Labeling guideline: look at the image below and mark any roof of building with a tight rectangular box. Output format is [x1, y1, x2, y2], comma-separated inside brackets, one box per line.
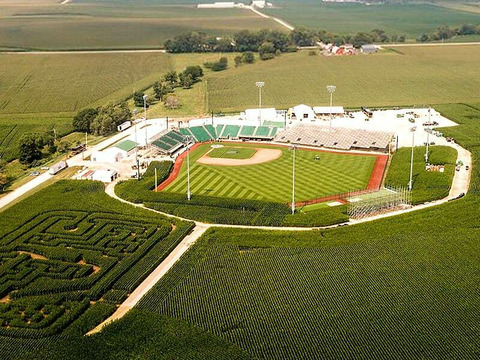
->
[114, 140, 137, 152]
[313, 106, 345, 114]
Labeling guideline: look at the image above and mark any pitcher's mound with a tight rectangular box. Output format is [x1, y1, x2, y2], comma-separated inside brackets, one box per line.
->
[198, 148, 282, 166]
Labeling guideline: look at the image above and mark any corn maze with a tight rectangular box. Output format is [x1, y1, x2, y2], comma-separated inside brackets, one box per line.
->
[0, 209, 191, 338]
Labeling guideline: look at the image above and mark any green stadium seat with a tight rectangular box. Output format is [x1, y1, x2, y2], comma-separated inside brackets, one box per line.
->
[254, 126, 270, 137]
[240, 126, 256, 137]
[220, 125, 240, 138]
[204, 125, 217, 139]
[216, 124, 224, 136]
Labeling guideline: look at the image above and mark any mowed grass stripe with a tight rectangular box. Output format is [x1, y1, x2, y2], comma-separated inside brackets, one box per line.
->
[163, 143, 377, 203]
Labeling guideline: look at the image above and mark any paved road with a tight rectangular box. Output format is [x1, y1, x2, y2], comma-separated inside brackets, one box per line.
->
[1, 49, 167, 55]
[247, 5, 295, 31]
[382, 42, 480, 48]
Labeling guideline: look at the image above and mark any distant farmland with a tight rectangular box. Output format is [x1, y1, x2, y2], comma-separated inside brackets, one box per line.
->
[0, 4, 283, 50]
[263, 1, 480, 38]
[205, 45, 480, 112]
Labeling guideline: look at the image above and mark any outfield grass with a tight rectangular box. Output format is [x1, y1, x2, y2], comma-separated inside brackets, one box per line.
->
[263, 1, 480, 38]
[386, 145, 457, 204]
[208, 146, 257, 159]
[164, 143, 377, 202]
[205, 46, 480, 112]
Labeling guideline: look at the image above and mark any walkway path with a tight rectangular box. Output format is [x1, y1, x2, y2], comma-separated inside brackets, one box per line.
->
[246, 5, 295, 31]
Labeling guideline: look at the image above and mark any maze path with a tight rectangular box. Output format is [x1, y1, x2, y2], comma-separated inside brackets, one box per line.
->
[0, 210, 175, 338]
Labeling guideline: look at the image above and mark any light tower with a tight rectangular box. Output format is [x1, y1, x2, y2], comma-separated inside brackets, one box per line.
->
[425, 107, 431, 163]
[186, 135, 192, 200]
[291, 144, 297, 214]
[133, 109, 140, 180]
[256, 81, 265, 124]
[143, 94, 148, 147]
[409, 126, 417, 191]
[326, 85, 336, 129]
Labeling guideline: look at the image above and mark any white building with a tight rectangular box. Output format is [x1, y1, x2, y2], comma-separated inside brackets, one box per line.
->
[289, 104, 316, 121]
[91, 170, 118, 183]
[91, 147, 126, 163]
[198, 2, 235, 8]
[251, 1, 272, 8]
[313, 106, 345, 117]
[49, 160, 68, 175]
[245, 108, 277, 124]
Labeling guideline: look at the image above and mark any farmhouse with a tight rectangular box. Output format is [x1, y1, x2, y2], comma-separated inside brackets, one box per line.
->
[289, 104, 316, 121]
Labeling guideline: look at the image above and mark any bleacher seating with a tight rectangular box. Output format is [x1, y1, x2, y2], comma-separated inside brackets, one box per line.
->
[189, 126, 215, 142]
[204, 125, 217, 139]
[216, 124, 225, 137]
[239, 126, 256, 137]
[220, 125, 240, 139]
[274, 124, 392, 152]
[254, 126, 270, 137]
[151, 130, 186, 154]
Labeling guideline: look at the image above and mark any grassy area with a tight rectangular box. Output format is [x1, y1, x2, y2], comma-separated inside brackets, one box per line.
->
[0, 180, 191, 339]
[164, 143, 377, 202]
[208, 146, 257, 159]
[264, 1, 480, 38]
[0, 4, 282, 51]
[386, 145, 457, 204]
[205, 46, 480, 112]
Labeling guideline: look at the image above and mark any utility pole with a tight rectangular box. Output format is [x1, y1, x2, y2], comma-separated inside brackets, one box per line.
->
[291, 144, 297, 214]
[143, 94, 148, 147]
[186, 136, 192, 200]
[425, 107, 430, 163]
[326, 85, 336, 130]
[409, 126, 416, 191]
[256, 81, 265, 124]
[155, 167, 158, 192]
[133, 109, 140, 180]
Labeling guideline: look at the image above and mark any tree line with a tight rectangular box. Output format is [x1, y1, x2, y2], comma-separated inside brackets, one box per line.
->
[417, 24, 480, 42]
[164, 28, 406, 56]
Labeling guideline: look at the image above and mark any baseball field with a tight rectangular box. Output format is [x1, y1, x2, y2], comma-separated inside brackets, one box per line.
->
[163, 143, 381, 203]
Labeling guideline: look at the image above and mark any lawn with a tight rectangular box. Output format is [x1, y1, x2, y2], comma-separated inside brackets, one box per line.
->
[263, 1, 480, 38]
[386, 145, 457, 204]
[205, 46, 480, 112]
[208, 146, 257, 159]
[164, 143, 377, 202]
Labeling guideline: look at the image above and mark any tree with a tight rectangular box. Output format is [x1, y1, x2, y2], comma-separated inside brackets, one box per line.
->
[211, 57, 228, 71]
[234, 55, 242, 67]
[153, 82, 165, 100]
[164, 71, 178, 85]
[0, 161, 7, 191]
[165, 95, 180, 109]
[242, 51, 255, 64]
[19, 133, 42, 165]
[183, 66, 203, 82]
[72, 108, 98, 133]
[133, 91, 146, 107]
[259, 42, 276, 60]
[90, 103, 132, 136]
[290, 27, 316, 47]
[179, 73, 193, 89]
[417, 34, 429, 43]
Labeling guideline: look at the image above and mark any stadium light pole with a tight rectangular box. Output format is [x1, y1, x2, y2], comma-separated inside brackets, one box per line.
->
[186, 136, 192, 201]
[425, 107, 431, 163]
[256, 81, 265, 124]
[143, 94, 148, 147]
[326, 85, 336, 130]
[291, 144, 297, 214]
[133, 109, 140, 180]
[409, 126, 417, 191]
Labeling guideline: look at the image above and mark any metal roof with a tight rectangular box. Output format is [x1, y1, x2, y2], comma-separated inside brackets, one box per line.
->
[114, 140, 137, 152]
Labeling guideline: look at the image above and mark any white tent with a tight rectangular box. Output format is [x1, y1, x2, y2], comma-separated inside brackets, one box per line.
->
[290, 104, 316, 121]
[245, 108, 277, 124]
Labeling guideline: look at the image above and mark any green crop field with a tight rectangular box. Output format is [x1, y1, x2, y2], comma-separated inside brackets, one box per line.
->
[263, 1, 480, 38]
[205, 46, 480, 112]
[0, 3, 282, 51]
[208, 146, 257, 159]
[164, 143, 377, 202]
[0, 180, 191, 339]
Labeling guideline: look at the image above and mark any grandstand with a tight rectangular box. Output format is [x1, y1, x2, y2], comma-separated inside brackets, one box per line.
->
[179, 125, 216, 142]
[151, 130, 186, 155]
[275, 124, 392, 152]
[178, 123, 279, 142]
